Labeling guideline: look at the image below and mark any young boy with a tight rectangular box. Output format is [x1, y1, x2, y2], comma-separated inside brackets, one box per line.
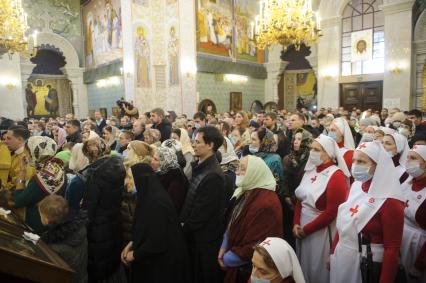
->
[39, 195, 88, 283]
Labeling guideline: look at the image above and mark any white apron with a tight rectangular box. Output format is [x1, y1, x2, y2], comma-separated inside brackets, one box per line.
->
[330, 181, 386, 283]
[395, 164, 407, 181]
[400, 179, 426, 283]
[339, 147, 349, 157]
[295, 165, 339, 283]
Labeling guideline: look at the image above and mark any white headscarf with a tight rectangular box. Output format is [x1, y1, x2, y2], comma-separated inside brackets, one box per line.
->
[179, 128, 194, 155]
[219, 137, 238, 165]
[88, 130, 99, 140]
[258, 237, 305, 283]
[411, 145, 426, 162]
[69, 143, 89, 172]
[380, 126, 395, 135]
[305, 134, 351, 177]
[390, 133, 409, 166]
[333, 117, 355, 149]
[355, 141, 404, 201]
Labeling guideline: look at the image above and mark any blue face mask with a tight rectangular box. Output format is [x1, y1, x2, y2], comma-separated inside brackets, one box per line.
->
[328, 131, 337, 141]
[250, 276, 271, 283]
[351, 164, 372, 182]
[249, 145, 259, 154]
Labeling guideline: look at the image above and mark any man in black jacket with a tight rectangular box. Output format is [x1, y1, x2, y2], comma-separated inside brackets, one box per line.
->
[95, 111, 107, 133]
[65, 119, 82, 144]
[263, 112, 290, 158]
[151, 107, 172, 142]
[180, 126, 225, 283]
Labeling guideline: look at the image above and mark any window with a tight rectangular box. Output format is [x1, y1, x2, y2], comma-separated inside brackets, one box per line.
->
[341, 0, 384, 76]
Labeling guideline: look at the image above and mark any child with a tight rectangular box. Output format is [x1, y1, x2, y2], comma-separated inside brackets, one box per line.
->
[39, 195, 88, 283]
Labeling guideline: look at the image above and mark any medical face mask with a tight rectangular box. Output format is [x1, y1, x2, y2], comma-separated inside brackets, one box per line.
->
[249, 145, 259, 154]
[328, 131, 337, 141]
[351, 164, 372, 182]
[405, 161, 424, 178]
[309, 150, 323, 166]
[398, 128, 410, 137]
[392, 121, 401, 129]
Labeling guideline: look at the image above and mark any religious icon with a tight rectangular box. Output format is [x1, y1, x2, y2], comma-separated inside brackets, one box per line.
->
[25, 83, 37, 117]
[351, 29, 372, 62]
[44, 85, 59, 116]
[168, 26, 179, 86]
[356, 40, 367, 54]
[135, 26, 151, 88]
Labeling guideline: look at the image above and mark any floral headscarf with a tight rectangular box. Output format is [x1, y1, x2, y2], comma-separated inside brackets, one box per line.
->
[26, 136, 65, 194]
[82, 137, 110, 162]
[289, 128, 313, 167]
[157, 146, 179, 174]
[258, 127, 277, 154]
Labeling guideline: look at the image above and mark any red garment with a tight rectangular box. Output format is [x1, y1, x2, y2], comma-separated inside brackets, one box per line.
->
[226, 189, 283, 283]
[411, 177, 426, 271]
[248, 276, 295, 283]
[293, 162, 349, 236]
[337, 141, 354, 171]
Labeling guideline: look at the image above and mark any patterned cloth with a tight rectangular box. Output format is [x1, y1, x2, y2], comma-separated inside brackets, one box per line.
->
[26, 136, 65, 194]
[157, 146, 179, 174]
[258, 127, 277, 153]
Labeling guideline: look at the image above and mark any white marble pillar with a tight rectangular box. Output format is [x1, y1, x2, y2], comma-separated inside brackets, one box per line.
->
[264, 45, 286, 103]
[382, 0, 415, 110]
[121, 0, 135, 103]
[0, 53, 25, 119]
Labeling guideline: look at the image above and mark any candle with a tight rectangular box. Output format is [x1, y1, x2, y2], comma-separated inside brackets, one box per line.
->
[251, 21, 255, 39]
[316, 12, 320, 29]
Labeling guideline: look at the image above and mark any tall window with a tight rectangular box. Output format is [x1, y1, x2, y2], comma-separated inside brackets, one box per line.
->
[341, 0, 384, 76]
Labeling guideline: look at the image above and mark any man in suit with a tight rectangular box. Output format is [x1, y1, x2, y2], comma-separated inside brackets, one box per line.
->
[95, 111, 107, 133]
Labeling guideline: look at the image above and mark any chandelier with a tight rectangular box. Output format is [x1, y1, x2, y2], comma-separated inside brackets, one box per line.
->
[254, 0, 321, 50]
[0, 0, 29, 56]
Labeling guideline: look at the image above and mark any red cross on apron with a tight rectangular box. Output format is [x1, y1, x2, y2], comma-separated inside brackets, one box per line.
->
[311, 176, 317, 183]
[350, 205, 359, 217]
[261, 240, 271, 246]
[358, 143, 367, 149]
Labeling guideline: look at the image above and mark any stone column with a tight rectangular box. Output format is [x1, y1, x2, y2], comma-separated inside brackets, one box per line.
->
[382, 0, 415, 110]
[121, 0, 135, 103]
[264, 45, 287, 103]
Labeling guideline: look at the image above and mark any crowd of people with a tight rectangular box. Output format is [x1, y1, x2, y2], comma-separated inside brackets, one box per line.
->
[0, 105, 425, 283]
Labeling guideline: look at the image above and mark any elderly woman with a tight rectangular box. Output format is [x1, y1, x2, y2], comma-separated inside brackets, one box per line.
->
[218, 137, 239, 203]
[80, 137, 126, 282]
[144, 128, 162, 147]
[103, 125, 119, 151]
[218, 155, 283, 283]
[293, 135, 350, 283]
[330, 142, 405, 283]
[151, 146, 188, 214]
[400, 145, 426, 282]
[249, 238, 305, 283]
[161, 138, 187, 170]
[171, 128, 194, 179]
[10, 136, 66, 233]
[382, 132, 410, 183]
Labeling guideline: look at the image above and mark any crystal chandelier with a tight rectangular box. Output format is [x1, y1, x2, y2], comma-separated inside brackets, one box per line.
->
[0, 0, 29, 56]
[254, 0, 321, 50]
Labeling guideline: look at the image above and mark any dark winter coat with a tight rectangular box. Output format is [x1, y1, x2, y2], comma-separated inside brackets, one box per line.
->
[157, 167, 188, 214]
[152, 119, 172, 142]
[41, 211, 88, 283]
[121, 190, 137, 245]
[81, 155, 125, 281]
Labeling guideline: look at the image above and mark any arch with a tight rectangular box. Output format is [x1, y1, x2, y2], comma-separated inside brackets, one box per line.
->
[198, 99, 217, 114]
[263, 101, 278, 112]
[36, 32, 80, 68]
[414, 9, 426, 41]
[249, 100, 264, 113]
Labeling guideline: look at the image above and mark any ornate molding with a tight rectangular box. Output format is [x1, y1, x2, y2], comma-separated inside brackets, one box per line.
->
[381, 0, 415, 15]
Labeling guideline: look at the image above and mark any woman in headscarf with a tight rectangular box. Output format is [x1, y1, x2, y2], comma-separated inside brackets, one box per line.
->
[80, 137, 126, 283]
[328, 117, 356, 170]
[282, 128, 313, 248]
[247, 127, 285, 199]
[53, 125, 67, 150]
[400, 145, 426, 282]
[293, 134, 350, 283]
[82, 130, 99, 143]
[382, 132, 410, 183]
[218, 136, 239, 203]
[10, 136, 66, 233]
[162, 138, 187, 170]
[175, 128, 194, 179]
[218, 155, 283, 283]
[66, 143, 90, 210]
[330, 141, 405, 283]
[103, 125, 119, 151]
[121, 163, 190, 283]
[151, 146, 188, 214]
[249, 237, 305, 283]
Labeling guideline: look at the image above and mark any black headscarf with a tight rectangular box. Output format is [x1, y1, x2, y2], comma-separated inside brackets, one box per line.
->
[130, 163, 190, 282]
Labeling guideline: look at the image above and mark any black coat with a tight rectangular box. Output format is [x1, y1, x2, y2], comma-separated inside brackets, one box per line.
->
[66, 131, 82, 144]
[41, 211, 88, 283]
[96, 119, 107, 133]
[81, 155, 125, 281]
[130, 163, 191, 283]
[157, 168, 188, 215]
[153, 119, 172, 142]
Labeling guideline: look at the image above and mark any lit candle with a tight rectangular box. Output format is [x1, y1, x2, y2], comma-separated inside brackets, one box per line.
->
[316, 12, 321, 29]
[251, 21, 255, 39]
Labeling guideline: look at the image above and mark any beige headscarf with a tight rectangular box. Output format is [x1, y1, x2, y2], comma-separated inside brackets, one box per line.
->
[233, 155, 276, 199]
[179, 128, 194, 155]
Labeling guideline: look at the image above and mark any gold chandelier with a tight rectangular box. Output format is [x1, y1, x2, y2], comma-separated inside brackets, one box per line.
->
[0, 0, 29, 56]
[254, 0, 321, 50]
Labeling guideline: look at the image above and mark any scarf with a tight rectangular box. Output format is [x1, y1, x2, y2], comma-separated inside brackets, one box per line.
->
[233, 155, 276, 199]
[26, 136, 65, 194]
[157, 146, 180, 174]
[179, 128, 194, 155]
[258, 127, 277, 153]
[288, 128, 313, 168]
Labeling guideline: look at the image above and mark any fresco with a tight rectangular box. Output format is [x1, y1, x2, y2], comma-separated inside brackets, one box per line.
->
[197, 0, 234, 58]
[83, 0, 123, 68]
[134, 25, 151, 88]
[234, 0, 260, 62]
[23, 0, 82, 64]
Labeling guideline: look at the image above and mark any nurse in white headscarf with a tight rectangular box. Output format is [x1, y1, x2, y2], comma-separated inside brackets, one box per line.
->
[400, 145, 426, 283]
[328, 117, 356, 170]
[382, 132, 410, 183]
[250, 237, 305, 283]
[293, 134, 350, 283]
[330, 141, 405, 283]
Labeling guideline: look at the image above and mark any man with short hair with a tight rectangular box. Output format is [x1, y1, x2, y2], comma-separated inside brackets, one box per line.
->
[132, 118, 145, 141]
[311, 117, 324, 133]
[256, 111, 265, 126]
[94, 111, 107, 133]
[192, 111, 207, 140]
[180, 126, 225, 283]
[4, 126, 35, 190]
[117, 130, 134, 156]
[408, 109, 426, 135]
[65, 119, 82, 144]
[264, 112, 290, 158]
[151, 108, 172, 142]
